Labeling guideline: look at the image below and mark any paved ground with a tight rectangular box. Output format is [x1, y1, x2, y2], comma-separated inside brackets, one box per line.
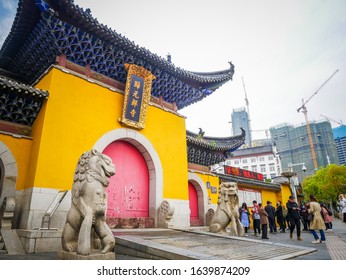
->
[0, 218, 345, 260]
[244, 217, 346, 260]
[114, 229, 316, 260]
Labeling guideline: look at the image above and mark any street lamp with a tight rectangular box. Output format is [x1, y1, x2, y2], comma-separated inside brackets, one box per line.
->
[282, 162, 306, 201]
[288, 162, 307, 173]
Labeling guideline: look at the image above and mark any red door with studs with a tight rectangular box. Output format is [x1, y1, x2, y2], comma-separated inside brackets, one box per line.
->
[103, 140, 149, 221]
[188, 182, 200, 226]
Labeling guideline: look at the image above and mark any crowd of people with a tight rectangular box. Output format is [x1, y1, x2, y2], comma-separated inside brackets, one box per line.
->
[238, 194, 346, 244]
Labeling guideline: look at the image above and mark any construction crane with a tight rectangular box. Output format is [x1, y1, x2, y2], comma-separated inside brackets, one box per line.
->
[320, 114, 343, 127]
[297, 69, 339, 170]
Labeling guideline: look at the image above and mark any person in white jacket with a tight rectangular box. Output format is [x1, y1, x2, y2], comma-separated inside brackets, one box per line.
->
[338, 194, 346, 222]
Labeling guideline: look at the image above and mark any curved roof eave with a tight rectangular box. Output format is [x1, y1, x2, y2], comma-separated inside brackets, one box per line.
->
[0, 0, 234, 88]
[186, 129, 246, 151]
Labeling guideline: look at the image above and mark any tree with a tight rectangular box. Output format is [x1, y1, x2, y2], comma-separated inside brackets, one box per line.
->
[302, 164, 346, 203]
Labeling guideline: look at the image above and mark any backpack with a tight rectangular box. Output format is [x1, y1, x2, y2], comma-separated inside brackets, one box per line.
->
[322, 205, 333, 216]
[282, 207, 288, 218]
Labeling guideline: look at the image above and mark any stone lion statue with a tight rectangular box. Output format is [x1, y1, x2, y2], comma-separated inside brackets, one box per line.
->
[209, 182, 244, 237]
[62, 149, 116, 255]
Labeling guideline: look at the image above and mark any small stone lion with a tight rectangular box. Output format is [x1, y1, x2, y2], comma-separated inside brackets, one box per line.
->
[209, 182, 244, 237]
[62, 149, 116, 255]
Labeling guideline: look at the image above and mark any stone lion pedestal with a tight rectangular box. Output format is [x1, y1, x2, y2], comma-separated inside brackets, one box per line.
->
[58, 149, 116, 260]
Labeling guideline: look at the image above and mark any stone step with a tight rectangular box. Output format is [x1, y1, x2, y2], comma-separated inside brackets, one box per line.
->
[0, 249, 7, 254]
[0, 243, 5, 250]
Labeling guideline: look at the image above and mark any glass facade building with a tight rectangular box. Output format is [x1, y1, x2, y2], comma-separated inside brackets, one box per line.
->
[231, 107, 251, 147]
[333, 125, 346, 165]
[270, 121, 339, 181]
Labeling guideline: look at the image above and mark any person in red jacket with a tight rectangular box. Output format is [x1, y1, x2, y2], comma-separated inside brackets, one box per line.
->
[321, 203, 333, 232]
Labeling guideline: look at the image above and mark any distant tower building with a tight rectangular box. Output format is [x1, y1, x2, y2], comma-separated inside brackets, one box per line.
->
[333, 125, 346, 165]
[270, 121, 339, 181]
[232, 107, 251, 147]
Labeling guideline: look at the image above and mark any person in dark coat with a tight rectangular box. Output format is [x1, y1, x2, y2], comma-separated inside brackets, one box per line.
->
[286, 195, 302, 241]
[258, 203, 269, 239]
[300, 202, 310, 231]
[265, 201, 277, 233]
[275, 201, 285, 233]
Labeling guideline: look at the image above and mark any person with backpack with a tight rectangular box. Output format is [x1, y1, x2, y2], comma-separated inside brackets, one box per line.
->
[320, 203, 333, 232]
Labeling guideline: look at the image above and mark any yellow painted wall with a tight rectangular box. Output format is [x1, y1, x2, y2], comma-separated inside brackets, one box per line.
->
[0, 134, 32, 190]
[191, 172, 220, 204]
[27, 67, 188, 199]
[261, 190, 277, 205]
[280, 183, 292, 205]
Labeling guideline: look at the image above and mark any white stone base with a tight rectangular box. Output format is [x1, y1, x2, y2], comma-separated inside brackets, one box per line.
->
[17, 229, 62, 253]
[17, 187, 71, 230]
[164, 199, 190, 229]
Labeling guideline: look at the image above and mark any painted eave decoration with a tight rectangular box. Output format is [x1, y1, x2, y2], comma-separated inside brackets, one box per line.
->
[0, 0, 234, 110]
[0, 75, 49, 126]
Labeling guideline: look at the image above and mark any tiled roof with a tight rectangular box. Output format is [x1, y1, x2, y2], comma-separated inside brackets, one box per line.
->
[0, 75, 48, 126]
[0, 75, 48, 99]
[186, 129, 245, 166]
[186, 129, 245, 151]
[0, 0, 235, 109]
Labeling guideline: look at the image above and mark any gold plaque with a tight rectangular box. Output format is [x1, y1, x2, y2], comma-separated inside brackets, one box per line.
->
[120, 64, 155, 129]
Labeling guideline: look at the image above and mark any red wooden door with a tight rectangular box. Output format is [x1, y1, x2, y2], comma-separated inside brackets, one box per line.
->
[188, 182, 199, 223]
[103, 140, 149, 218]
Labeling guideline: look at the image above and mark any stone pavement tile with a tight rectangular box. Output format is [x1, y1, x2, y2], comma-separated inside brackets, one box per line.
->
[325, 236, 346, 260]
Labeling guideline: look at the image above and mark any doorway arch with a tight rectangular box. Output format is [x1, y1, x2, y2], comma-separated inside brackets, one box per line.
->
[93, 128, 163, 226]
[188, 172, 208, 226]
[0, 141, 18, 207]
[103, 140, 149, 219]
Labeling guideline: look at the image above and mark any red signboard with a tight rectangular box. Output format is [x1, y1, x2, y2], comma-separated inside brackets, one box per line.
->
[224, 165, 264, 181]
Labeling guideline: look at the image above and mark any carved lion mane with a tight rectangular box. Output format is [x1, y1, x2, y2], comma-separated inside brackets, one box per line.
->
[209, 182, 244, 237]
[62, 149, 116, 255]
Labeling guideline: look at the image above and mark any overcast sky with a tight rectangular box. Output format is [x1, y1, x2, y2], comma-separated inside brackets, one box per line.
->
[1, 0, 345, 138]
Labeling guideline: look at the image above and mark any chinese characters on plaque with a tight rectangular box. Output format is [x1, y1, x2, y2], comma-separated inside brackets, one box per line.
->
[120, 64, 155, 129]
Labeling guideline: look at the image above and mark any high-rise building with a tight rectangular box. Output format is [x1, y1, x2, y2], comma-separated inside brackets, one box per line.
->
[333, 125, 346, 165]
[270, 121, 339, 181]
[231, 107, 251, 147]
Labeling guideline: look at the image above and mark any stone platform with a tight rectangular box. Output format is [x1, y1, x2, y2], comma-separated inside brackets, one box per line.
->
[113, 228, 317, 260]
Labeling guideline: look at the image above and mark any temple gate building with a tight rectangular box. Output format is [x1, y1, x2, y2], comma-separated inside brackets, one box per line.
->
[0, 0, 292, 253]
